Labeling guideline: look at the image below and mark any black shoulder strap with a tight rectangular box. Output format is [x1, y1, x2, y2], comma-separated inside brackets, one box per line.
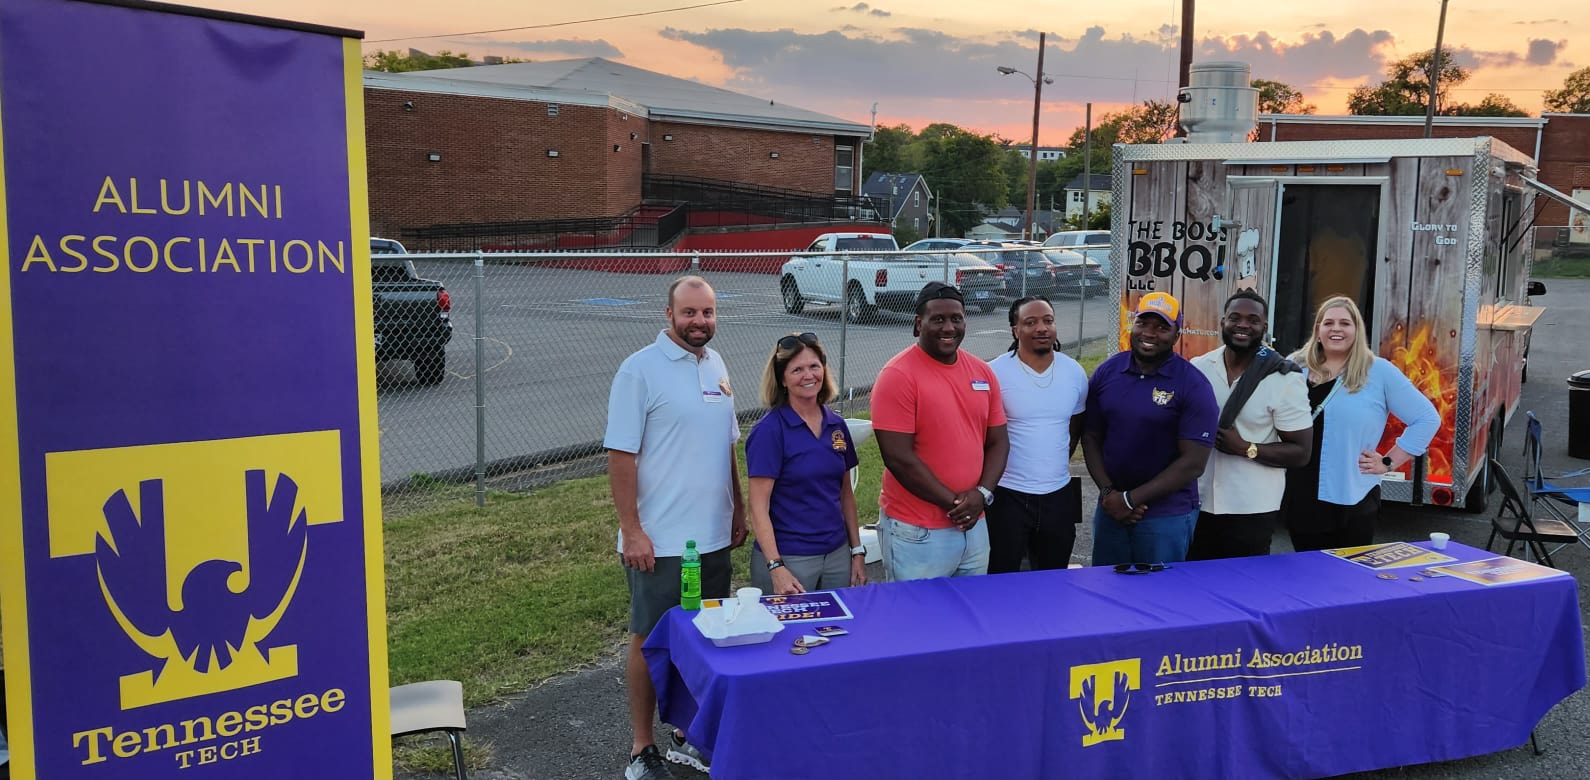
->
[1218, 347, 1296, 429]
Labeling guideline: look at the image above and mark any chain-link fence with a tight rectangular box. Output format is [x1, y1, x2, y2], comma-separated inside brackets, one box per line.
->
[1532, 224, 1590, 277]
[375, 245, 1118, 508]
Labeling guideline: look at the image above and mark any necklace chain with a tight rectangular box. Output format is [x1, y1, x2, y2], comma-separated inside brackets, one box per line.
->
[1017, 357, 1055, 388]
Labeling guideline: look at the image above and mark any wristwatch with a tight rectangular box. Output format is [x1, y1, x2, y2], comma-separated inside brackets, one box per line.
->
[976, 485, 995, 505]
[1381, 455, 1394, 469]
[850, 545, 867, 557]
[1246, 441, 1259, 460]
[767, 558, 785, 572]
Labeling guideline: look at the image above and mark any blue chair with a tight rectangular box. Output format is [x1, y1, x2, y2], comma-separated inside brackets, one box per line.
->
[1522, 412, 1590, 553]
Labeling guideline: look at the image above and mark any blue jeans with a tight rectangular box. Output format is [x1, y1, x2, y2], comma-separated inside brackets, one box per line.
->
[1090, 507, 1198, 567]
[878, 511, 990, 581]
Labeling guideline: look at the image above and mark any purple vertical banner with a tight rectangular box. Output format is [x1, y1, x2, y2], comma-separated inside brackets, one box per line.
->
[0, 1, 389, 777]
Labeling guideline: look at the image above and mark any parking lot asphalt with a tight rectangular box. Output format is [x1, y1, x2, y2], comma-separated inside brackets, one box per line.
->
[375, 260, 1116, 483]
[398, 278, 1590, 780]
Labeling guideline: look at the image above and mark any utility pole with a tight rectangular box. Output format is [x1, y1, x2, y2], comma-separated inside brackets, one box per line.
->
[1082, 103, 1092, 230]
[1423, 0, 1450, 138]
[1178, 0, 1195, 136]
[1024, 32, 1046, 242]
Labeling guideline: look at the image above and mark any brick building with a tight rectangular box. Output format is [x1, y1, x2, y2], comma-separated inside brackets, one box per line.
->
[1259, 113, 1590, 230]
[363, 58, 872, 240]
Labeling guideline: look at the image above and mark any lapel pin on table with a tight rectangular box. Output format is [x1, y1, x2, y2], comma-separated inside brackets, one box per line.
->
[1377, 573, 1398, 580]
[790, 645, 809, 655]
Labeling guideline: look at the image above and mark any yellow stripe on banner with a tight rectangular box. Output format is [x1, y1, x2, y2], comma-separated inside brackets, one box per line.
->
[0, 61, 38, 779]
[344, 36, 393, 777]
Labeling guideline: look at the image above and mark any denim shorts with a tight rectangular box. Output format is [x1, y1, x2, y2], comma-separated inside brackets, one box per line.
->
[878, 510, 990, 582]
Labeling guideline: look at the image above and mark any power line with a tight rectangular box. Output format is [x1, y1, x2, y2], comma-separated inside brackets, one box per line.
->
[366, 0, 744, 44]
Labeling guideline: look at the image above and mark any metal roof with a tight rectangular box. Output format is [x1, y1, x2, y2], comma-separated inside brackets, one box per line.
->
[1119, 136, 1535, 166]
[378, 57, 870, 137]
[1259, 113, 1547, 128]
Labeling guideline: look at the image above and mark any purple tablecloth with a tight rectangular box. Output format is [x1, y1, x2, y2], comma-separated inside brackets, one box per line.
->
[644, 542, 1586, 779]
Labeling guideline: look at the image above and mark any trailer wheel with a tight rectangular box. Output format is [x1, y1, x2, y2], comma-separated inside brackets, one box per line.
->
[1462, 415, 1502, 514]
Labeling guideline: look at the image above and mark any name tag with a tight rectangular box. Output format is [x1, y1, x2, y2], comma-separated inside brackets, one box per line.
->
[971, 380, 990, 392]
[702, 390, 725, 403]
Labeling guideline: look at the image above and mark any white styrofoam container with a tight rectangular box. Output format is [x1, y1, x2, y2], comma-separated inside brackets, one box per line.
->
[692, 599, 785, 647]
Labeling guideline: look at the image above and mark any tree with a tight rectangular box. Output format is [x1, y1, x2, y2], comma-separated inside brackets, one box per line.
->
[916, 125, 1010, 238]
[1458, 93, 1528, 117]
[1347, 47, 1469, 116]
[891, 215, 922, 247]
[1001, 149, 1030, 207]
[1252, 79, 1315, 115]
[1056, 100, 1177, 177]
[365, 49, 477, 72]
[1066, 198, 1110, 230]
[861, 124, 916, 179]
[1543, 66, 1590, 113]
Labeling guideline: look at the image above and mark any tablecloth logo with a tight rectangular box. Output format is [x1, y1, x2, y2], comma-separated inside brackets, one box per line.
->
[1068, 658, 1141, 747]
[45, 432, 344, 710]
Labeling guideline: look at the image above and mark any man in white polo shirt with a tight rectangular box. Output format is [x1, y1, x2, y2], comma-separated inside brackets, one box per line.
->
[605, 275, 746, 779]
[1189, 289, 1313, 559]
[985, 295, 1089, 572]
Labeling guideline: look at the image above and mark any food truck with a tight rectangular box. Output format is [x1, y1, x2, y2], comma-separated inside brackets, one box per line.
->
[1108, 136, 1552, 512]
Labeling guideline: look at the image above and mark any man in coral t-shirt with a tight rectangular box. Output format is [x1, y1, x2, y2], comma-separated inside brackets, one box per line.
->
[872, 282, 1009, 581]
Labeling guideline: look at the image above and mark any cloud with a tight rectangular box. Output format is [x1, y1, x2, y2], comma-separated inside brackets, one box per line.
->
[1527, 38, 1565, 66]
[496, 38, 623, 58]
[830, 2, 887, 13]
[654, 25, 1427, 139]
[1513, 19, 1565, 25]
[1463, 38, 1566, 68]
[659, 25, 1402, 103]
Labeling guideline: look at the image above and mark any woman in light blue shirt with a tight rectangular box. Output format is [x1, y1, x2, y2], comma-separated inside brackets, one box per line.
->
[1282, 296, 1439, 551]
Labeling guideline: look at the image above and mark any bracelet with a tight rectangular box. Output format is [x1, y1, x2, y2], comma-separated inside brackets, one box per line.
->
[1122, 490, 1135, 511]
[767, 558, 785, 572]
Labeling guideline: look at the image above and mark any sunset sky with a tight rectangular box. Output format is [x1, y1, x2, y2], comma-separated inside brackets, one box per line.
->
[195, 0, 1581, 144]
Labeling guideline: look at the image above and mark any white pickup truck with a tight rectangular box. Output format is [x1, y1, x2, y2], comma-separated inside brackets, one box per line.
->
[780, 232, 962, 323]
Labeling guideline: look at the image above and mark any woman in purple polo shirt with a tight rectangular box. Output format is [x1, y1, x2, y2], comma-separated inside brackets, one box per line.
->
[746, 332, 866, 594]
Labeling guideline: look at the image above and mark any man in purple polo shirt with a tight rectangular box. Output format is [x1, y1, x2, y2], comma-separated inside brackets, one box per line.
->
[1081, 292, 1218, 566]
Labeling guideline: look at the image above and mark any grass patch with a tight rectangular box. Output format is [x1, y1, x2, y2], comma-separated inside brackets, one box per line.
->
[1532, 255, 1590, 278]
[393, 734, 495, 774]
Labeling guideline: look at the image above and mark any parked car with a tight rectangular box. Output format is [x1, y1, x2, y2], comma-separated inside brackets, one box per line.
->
[371, 237, 453, 385]
[901, 239, 1007, 312]
[990, 245, 1060, 298]
[781, 232, 960, 323]
[1043, 248, 1107, 298]
[1043, 230, 1111, 248]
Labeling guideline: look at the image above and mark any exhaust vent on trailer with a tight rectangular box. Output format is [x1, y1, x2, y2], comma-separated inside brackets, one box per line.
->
[1178, 61, 1258, 143]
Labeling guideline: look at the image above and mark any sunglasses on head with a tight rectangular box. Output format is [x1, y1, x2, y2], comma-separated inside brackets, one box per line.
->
[778, 332, 820, 351]
[1113, 562, 1170, 575]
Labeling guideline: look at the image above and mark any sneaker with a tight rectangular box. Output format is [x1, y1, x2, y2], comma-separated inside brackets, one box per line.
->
[626, 745, 673, 780]
[665, 731, 710, 773]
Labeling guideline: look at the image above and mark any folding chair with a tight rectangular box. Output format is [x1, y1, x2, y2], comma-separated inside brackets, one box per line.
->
[391, 680, 468, 780]
[1486, 460, 1581, 568]
[1521, 412, 1590, 545]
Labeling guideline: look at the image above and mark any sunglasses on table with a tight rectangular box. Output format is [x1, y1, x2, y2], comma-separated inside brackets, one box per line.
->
[1113, 562, 1170, 575]
[778, 332, 821, 350]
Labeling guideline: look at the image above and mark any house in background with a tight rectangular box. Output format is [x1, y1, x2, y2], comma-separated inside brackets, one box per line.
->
[1011, 145, 1068, 162]
[364, 57, 877, 250]
[969, 207, 1063, 241]
[1061, 173, 1111, 223]
[862, 172, 934, 236]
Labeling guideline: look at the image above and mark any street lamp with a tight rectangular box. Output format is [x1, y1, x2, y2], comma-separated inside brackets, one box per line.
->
[998, 32, 1053, 243]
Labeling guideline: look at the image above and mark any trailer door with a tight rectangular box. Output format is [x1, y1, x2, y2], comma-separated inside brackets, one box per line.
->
[1271, 184, 1382, 355]
[1228, 178, 1282, 330]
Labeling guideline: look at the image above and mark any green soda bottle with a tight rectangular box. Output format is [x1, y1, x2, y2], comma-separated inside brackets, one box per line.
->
[680, 539, 701, 611]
